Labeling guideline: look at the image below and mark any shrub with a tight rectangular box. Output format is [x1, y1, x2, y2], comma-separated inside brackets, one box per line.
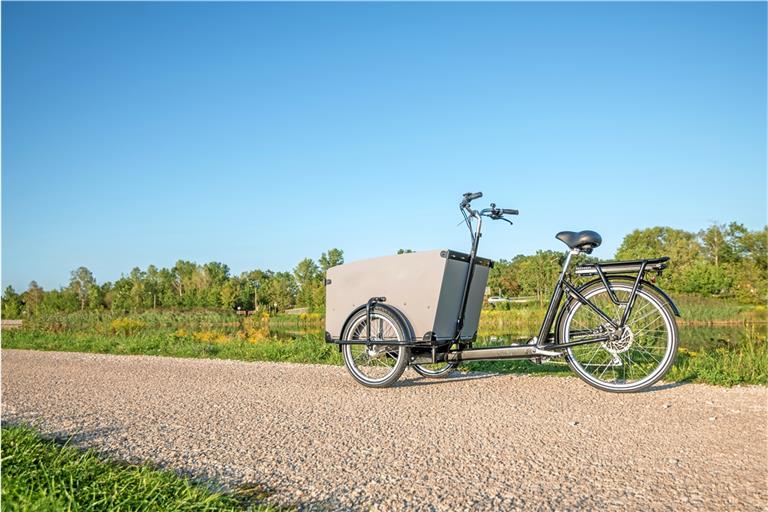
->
[192, 331, 228, 343]
[110, 318, 146, 336]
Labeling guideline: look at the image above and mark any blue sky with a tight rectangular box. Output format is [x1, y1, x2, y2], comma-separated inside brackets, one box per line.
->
[2, 2, 766, 291]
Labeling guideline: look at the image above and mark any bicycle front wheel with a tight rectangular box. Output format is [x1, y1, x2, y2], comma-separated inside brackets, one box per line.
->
[559, 282, 678, 392]
[341, 308, 410, 388]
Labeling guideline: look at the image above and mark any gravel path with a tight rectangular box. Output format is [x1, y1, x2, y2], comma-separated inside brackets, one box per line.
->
[2, 349, 767, 511]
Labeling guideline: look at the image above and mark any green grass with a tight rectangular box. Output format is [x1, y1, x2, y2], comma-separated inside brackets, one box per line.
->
[5, 325, 766, 386]
[667, 336, 768, 386]
[673, 294, 766, 323]
[3, 302, 766, 387]
[2, 330, 342, 366]
[0, 425, 279, 511]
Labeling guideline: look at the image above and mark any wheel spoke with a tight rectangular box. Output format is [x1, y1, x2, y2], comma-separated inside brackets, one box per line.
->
[583, 345, 604, 367]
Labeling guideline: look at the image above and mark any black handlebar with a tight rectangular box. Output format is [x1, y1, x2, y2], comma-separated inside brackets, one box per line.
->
[462, 191, 483, 204]
[461, 193, 519, 219]
[481, 203, 520, 220]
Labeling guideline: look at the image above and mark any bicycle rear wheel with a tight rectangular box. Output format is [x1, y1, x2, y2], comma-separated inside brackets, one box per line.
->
[559, 282, 678, 392]
[412, 361, 458, 378]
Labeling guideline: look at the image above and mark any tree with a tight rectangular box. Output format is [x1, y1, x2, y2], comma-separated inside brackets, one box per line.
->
[172, 260, 197, 301]
[616, 227, 701, 291]
[108, 276, 133, 312]
[730, 258, 768, 303]
[679, 260, 732, 296]
[172, 260, 198, 307]
[397, 249, 414, 254]
[219, 281, 237, 310]
[23, 281, 44, 316]
[293, 258, 321, 308]
[100, 282, 114, 310]
[699, 223, 745, 267]
[69, 267, 96, 310]
[2, 286, 22, 319]
[737, 225, 768, 270]
[87, 283, 104, 311]
[514, 251, 563, 305]
[319, 249, 344, 272]
[128, 267, 148, 310]
[730, 225, 768, 303]
[41, 288, 78, 313]
[158, 267, 180, 307]
[202, 262, 230, 307]
[145, 265, 162, 309]
[264, 272, 297, 312]
[487, 259, 520, 298]
[235, 269, 272, 311]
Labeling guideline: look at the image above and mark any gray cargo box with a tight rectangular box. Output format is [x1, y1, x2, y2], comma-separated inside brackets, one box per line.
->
[325, 250, 492, 342]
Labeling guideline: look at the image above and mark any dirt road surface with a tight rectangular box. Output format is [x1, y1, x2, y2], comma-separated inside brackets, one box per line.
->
[2, 349, 766, 511]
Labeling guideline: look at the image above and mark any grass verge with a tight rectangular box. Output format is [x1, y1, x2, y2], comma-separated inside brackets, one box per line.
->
[1, 330, 343, 366]
[0, 424, 278, 511]
[3, 327, 766, 386]
[666, 338, 768, 386]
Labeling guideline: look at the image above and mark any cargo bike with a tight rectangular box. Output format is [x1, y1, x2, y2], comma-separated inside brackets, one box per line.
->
[325, 192, 680, 393]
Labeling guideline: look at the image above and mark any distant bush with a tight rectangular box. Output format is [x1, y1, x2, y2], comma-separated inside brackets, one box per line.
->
[110, 318, 146, 336]
[192, 331, 228, 343]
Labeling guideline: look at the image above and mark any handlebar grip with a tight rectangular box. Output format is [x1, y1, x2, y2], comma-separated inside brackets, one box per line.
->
[463, 191, 483, 202]
[502, 208, 519, 215]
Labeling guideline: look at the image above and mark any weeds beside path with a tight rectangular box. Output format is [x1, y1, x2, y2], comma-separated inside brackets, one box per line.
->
[0, 424, 278, 511]
[2, 299, 766, 386]
[3, 326, 766, 386]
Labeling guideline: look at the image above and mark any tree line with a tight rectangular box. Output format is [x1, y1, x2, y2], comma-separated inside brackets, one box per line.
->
[487, 222, 767, 306]
[2, 222, 766, 319]
[1, 249, 344, 318]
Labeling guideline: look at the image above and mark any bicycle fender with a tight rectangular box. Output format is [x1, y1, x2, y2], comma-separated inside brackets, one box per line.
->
[339, 302, 415, 342]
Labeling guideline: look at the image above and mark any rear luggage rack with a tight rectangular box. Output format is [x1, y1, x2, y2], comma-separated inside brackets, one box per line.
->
[574, 257, 669, 276]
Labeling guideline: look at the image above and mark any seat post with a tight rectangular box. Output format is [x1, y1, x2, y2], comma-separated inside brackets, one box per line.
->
[558, 249, 578, 281]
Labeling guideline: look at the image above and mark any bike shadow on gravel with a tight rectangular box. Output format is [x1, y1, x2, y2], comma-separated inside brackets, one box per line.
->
[396, 373, 691, 392]
[2, 419, 123, 448]
[640, 381, 689, 393]
[396, 371, 504, 388]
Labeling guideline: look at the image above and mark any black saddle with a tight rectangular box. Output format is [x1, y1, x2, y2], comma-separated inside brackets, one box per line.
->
[556, 230, 602, 251]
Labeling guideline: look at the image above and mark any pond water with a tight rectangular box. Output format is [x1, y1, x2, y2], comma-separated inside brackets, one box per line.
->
[270, 322, 767, 352]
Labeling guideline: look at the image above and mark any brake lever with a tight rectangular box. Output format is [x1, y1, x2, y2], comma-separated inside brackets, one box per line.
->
[486, 205, 513, 225]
